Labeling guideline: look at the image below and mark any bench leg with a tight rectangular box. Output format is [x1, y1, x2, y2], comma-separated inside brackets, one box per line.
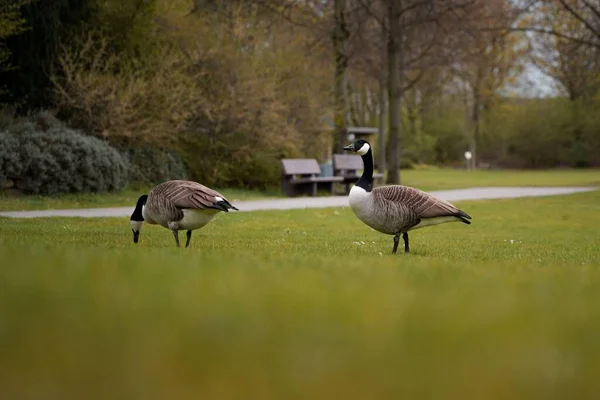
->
[312, 182, 317, 197]
[282, 178, 291, 197]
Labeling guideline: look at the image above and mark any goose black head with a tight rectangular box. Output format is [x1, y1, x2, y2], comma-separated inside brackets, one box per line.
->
[343, 139, 371, 156]
[130, 194, 148, 244]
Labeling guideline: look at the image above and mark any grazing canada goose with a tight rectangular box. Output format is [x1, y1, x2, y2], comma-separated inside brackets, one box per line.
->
[343, 139, 472, 254]
[129, 180, 238, 247]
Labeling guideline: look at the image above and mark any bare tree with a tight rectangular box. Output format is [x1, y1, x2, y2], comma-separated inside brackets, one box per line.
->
[333, 0, 350, 153]
[529, 1, 600, 100]
[355, 0, 479, 183]
[450, 0, 527, 169]
[485, 0, 600, 48]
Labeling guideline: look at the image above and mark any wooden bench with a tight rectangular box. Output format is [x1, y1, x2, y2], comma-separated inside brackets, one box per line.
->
[281, 158, 344, 197]
[333, 154, 384, 194]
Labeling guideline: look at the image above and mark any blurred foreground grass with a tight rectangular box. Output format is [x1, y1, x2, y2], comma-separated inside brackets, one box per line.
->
[1, 190, 599, 399]
[1, 168, 599, 211]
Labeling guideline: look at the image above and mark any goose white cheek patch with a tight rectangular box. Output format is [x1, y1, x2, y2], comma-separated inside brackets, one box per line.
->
[130, 220, 143, 232]
[357, 143, 370, 156]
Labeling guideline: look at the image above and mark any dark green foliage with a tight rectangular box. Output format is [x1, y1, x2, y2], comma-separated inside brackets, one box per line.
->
[481, 98, 600, 168]
[1, 0, 97, 109]
[0, 131, 20, 187]
[180, 134, 300, 191]
[0, 0, 32, 69]
[1, 0, 159, 110]
[0, 114, 129, 194]
[124, 147, 189, 186]
[409, 106, 469, 166]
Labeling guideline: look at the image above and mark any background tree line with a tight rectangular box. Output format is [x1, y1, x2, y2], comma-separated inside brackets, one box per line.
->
[1, 0, 599, 194]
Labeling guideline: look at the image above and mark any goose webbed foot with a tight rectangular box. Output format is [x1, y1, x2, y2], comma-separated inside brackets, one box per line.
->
[403, 232, 410, 253]
[172, 230, 180, 247]
[185, 230, 192, 248]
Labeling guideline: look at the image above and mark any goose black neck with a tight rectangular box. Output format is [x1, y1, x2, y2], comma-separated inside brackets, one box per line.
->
[130, 194, 148, 221]
[356, 148, 374, 192]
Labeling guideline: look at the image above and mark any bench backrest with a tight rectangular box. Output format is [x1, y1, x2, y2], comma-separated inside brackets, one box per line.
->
[333, 154, 363, 175]
[281, 158, 321, 176]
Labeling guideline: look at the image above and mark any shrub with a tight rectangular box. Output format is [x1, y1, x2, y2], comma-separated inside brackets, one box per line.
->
[0, 116, 129, 195]
[426, 114, 470, 164]
[50, 12, 332, 190]
[180, 128, 302, 191]
[0, 131, 20, 188]
[483, 98, 600, 168]
[123, 146, 189, 185]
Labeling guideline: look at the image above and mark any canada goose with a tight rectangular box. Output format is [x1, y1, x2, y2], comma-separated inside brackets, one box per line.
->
[129, 180, 238, 247]
[343, 139, 472, 254]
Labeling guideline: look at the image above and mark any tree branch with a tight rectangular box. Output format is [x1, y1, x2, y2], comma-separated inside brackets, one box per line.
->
[581, 0, 600, 25]
[557, 0, 600, 39]
[479, 26, 600, 48]
[402, 68, 426, 92]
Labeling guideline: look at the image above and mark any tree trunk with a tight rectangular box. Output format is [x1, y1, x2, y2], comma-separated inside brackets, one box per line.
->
[378, 19, 387, 173]
[378, 70, 387, 173]
[332, 0, 349, 154]
[407, 88, 418, 138]
[470, 68, 482, 170]
[386, 0, 401, 184]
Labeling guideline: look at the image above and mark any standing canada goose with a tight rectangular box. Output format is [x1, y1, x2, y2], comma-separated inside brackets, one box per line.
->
[129, 180, 238, 247]
[343, 139, 472, 254]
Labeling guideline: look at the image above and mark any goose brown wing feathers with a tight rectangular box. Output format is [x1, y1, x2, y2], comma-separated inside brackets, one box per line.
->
[152, 180, 228, 210]
[373, 185, 468, 219]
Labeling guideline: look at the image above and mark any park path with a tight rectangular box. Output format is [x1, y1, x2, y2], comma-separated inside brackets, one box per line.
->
[0, 186, 597, 219]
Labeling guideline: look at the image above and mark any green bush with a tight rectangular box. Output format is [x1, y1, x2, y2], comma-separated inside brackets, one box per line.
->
[425, 115, 470, 164]
[483, 98, 600, 168]
[0, 132, 20, 187]
[123, 146, 189, 185]
[402, 133, 438, 166]
[0, 117, 129, 194]
[180, 133, 300, 190]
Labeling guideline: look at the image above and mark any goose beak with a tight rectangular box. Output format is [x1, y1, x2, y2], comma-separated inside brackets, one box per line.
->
[132, 229, 140, 244]
[343, 144, 355, 152]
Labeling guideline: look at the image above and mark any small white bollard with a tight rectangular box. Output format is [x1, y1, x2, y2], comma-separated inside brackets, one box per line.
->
[464, 151, 472, 170]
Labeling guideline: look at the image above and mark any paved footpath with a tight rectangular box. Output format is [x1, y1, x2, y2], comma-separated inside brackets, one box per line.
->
[0, 186, 597, 219]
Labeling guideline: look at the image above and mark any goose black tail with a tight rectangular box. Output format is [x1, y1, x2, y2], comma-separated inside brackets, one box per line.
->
[211, 200, 239, 212]
[455, 209, 472, 225]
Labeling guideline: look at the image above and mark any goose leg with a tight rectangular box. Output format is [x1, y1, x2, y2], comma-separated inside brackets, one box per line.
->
[392, 233, 400, 254]
[172, 230, 181, 247]
[403, 232, 410, 253]
[185, 230, 192, 248]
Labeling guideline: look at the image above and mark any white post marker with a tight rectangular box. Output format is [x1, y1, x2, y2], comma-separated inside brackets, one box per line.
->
[464, 151, 473, 170]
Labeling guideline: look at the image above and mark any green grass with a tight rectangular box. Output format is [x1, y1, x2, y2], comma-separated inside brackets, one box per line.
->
[1, 168, 599, 212]
[401, 166, 600, 191]
[1, 191, 600, 399]
[0, 186, 281, 212]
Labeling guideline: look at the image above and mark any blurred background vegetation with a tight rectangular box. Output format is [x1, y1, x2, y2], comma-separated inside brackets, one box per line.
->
[0, 0, 599, 194]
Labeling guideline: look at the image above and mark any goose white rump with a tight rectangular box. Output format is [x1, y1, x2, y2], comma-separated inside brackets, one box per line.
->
[178, 208, 220, 231]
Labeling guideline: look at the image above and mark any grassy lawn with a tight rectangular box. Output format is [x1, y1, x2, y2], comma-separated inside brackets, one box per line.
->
[0, 186, 282, 212]
[401, 166, 600, 191]
[1, 168, 599, 212]
[1, 190, 599, 398]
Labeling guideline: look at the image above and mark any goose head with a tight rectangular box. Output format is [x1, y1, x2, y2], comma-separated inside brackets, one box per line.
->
[130, 194, 148, 244]
[343, 139, 371, 156]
